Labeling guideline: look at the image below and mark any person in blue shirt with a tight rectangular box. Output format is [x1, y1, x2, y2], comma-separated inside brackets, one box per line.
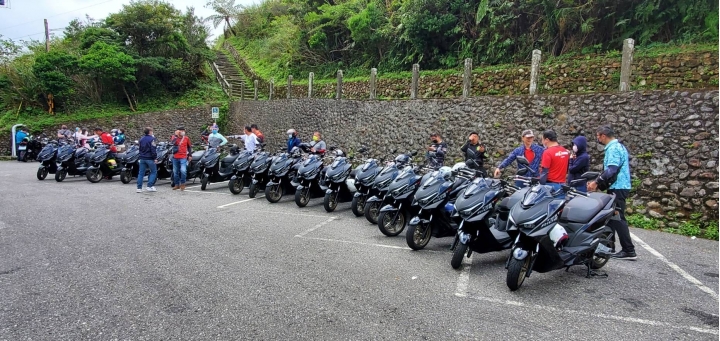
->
[493, 129, 545, 187]
[207, 127, 228, 148]
[286, 129, 302, 152]
[15, 127, 28, 161]
[567, 135, 590, 192]
[136, 127, 158, 193]
[588, 125, 636, 261]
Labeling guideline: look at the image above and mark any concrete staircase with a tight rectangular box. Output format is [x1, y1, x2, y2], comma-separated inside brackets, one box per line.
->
[213, 51, 255, 100]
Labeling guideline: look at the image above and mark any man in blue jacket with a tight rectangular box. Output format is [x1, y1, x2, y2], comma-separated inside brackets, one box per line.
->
[567, 135, 590, 192]
[15, 127, 28, 161]
[137, 127, 158, 193]
[493, 129, 545, 187]
[287, 129, 302, 152]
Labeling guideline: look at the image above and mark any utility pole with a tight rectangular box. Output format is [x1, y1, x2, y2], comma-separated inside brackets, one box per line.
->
[44, 19, 49, 52]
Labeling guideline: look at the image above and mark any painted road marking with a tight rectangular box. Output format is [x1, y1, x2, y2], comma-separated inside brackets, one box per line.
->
[216, 197, 261, 208]
[454, 255, 473, 297]
[297, 236, 445, 253]
[295, 217, 337, 237]
[185, 180, 229, 189]
[631, 232, 718, 300]
[184, 190, 230, 195]
[461, 294, 719, 335]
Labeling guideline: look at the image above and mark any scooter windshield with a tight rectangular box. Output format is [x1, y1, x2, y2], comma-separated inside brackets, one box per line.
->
[521, 185, 551, 207]
[380, 162, 396, 175]
[465, 177, 490, 195]
[362, 159, 377, 171]
[331, 157, 346, 169]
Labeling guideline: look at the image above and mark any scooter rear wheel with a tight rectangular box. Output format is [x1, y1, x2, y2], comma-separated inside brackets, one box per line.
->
[451, 243, 469, 269]
[378, 210, 406, 237]
[37, 167, 48, 181]
[506, 255, 530, 291]
[229, 177, 244, 194]
[351, 195, 366, 217]
[590, 231, 613, 269]
[406, 222, 432, 250]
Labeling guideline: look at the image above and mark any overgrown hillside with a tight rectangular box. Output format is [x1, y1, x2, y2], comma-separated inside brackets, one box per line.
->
[221, 0, 719, 80]
[0, 0, 226, 131]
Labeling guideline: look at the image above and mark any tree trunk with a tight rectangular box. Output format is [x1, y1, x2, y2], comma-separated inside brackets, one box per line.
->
[122, 85, 136, 112]
[225, 16, 236, 36]
[46, 93, 54, 115]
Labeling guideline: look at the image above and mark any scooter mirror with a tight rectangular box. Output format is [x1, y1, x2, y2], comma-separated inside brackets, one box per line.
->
[581, 171, 600, 180]
[516, 156, 530, 166]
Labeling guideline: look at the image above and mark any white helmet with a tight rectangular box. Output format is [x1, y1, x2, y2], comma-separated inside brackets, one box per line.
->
[286, 129, 296, 135]
[451, 162, 466, 172]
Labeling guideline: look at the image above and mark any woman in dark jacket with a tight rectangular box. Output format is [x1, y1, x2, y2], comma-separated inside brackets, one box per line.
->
[568, 135, 590, 192]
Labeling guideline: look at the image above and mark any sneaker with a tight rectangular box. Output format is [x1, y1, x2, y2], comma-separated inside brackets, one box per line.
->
[136, 188, 143, 193]
[611, 250, 637, 260]
[147, 186, 157, 192]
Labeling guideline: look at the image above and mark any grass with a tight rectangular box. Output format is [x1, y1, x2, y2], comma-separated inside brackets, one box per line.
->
[0, 79, 226, 134]
[627, 213, 719, 240]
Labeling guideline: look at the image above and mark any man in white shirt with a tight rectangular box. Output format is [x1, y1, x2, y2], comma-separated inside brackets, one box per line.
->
[231, 126, 260, 152]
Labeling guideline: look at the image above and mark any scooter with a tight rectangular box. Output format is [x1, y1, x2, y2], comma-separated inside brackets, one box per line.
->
[36, 140, 59, 180]
[18, 134, 44, 162]
[247, 149, 274, 198]
[54, 144, 91, 182]
[228, 144, 266, 195]
[119, 142, 141, 184]
[348, 147, 382, 217]
[154, 142, 174, 183]
[376, 162, 431, 236]
[199, 143, 242, 190]
[320, 149, 356, 212]
[364, 152, 411, 224]
[265, 144, 308, 203]
[85, 143, 124, 183]
[405, 162, 475, 250]
[294, 148, 335, 207]
[504, 172, 615, 291]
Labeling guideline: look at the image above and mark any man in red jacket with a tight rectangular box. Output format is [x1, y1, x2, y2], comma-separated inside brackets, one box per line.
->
[170, 126, 193, 191]
[94, 127, 117, 153]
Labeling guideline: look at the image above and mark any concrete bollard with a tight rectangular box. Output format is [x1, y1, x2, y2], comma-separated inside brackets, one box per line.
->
[336, 70, 343, 100]
[411, 64, 419, 99]
[287, 75, 293, 99]
[269, 78, 274, 100]
[619, 38, 635, 92]
[254, 80, 258, 100]
[369, 68, 377, 100]
[240, 82, 244, 101]
[308, 72, 314, 98]
[463, 58, 472, 99]
[529, 50, 541, 95]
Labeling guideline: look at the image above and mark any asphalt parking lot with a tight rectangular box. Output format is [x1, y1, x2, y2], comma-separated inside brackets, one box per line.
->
[0, 161, 718, 340]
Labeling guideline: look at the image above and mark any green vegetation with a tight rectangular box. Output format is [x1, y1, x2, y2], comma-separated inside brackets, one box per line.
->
[217, 0, 718, 81]
[542, 106, 555, 116]
[0, 0, 220, 126]
[627, 213, 719, 240]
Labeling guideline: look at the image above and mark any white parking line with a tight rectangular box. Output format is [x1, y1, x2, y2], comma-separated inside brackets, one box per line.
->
[183, 190, 230, 195]
[185, 180, 229, 189]
[454, 255, 473, 297]
[216, 197, 261, 208]
[297, 236, 445, 253]
[631, 232, 719, 300]
[461, 294, 719, 335]
[295, 217, 337, 237]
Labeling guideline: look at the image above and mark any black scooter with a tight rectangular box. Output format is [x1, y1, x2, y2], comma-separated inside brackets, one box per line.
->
[294, 148, 334, 207]
[85, 143, 124, 183]
[405, 163, 475, 250]
[320, 149, 355, 212]
[36, 140, 59, 180]
[119, 143, 141, 184]
[348, 147, 382, 217]
[199, 143, 242, 190]
[18, 134, 44, 162]
[364, 152, 410, 224]
[154, 142, 174, 183]
[505, 172, 615, 291]
[55, 144, 91, 182]
[228, 144, 265, 194]
[376, 163, 430, 236]
[265, 145, 308, 203]
[247, 149, 274, 198]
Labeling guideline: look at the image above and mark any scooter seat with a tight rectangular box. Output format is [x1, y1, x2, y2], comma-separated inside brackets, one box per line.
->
[222, 155, 239, 164]
[588, 192, 614, 208]
[561, 195, 608, 223]
[449, 178, 467, 197]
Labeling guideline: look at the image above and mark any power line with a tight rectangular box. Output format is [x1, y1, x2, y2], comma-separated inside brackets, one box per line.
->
[0, 0, 118, 31]
[10, 28, 62, 40]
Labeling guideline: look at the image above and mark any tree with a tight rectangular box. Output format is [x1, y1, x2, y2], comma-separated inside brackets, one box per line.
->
[32, 51, 78, 113]
[79, 42, 138, 111]
[204, 0, 245, 36]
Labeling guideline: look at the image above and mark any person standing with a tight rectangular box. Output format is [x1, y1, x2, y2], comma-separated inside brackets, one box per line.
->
[286, 129, 302, 152]
[310, 131, 326, 154]
[588, 125, 636, 260]
[233, 126, 260, 152]
[427, 133, 448, 169]
[538, 130, 570, 198]
[494, 129, 545, 186]
[567, 135, 590, 192]
[137, 127, 158, 193]
[207, 126, 228, 147]
[15, 128, 28, 161]
[461, 132, 486, 174]
[251, 124, 264, 143]
[171, 126, 193, 191]
[57, 125, 73, 143]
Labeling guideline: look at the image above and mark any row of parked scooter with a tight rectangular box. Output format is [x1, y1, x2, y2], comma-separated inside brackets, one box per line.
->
[33, 138, 618, 291]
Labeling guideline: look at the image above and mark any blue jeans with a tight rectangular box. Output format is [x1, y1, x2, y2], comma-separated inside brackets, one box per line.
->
[137, 159, 157, 189]
[172, 157, 188, 185]
[547, 183, 566, 200]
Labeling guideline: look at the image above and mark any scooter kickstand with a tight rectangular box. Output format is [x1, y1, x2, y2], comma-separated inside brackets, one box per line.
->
[585, 264, 608, 278]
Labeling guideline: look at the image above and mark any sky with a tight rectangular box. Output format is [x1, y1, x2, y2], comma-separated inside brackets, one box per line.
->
[0, 0, 258, 44]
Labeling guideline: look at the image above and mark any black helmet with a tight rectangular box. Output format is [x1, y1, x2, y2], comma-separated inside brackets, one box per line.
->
[394, 154, 410, 166]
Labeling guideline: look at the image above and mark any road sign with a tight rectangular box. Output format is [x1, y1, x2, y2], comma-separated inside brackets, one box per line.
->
[211, 107, 219, 119]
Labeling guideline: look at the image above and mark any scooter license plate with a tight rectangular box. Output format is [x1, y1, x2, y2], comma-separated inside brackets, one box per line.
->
[18, 146, 26, 150]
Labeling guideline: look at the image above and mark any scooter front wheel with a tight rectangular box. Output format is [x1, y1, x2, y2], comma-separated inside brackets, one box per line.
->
[378, 210, 406, 237]
[229, 177, 244, 194]
[36, 167, 48, 181]
[451, 243, 469, 269]
[364, 201, 381, 224]
[120, 169, 132, 184]
[295, 187, 310, 207]
[201, 175, 209, 190]
[248, 182, 259, 198]
[55, 168, 67, 182]
[406, 222, 432, 250]
[86, 168, 102, 183]
[351, 195, 366, 217]
[265, 184, 283, 203]
[323, 192, 338, 212]
[506, 255, 531, 291]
